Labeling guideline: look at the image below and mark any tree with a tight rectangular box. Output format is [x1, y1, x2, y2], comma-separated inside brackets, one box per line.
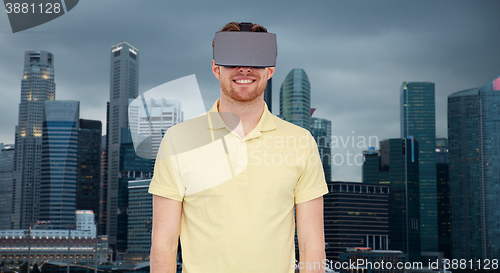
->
[20, 261, 28, 273]
[32, 263, 41, 273]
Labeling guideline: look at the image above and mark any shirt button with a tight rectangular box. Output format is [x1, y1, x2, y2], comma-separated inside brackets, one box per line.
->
[239, 160, 244, 164]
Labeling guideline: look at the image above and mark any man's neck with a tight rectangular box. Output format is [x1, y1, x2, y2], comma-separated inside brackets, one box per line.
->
[218, 95, 265, 139]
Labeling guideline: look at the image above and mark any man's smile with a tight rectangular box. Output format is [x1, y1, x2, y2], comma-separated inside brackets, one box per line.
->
[233, 77, 256, 85]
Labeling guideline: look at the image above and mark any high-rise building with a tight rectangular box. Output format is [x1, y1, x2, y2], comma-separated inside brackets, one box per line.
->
[379, 138, 421, 262]
[0, 143, 15, 229]
[448, 75, 500, 261]
[125, 179, 152, 262]
[311, 117, 332, 181]
[362, 147, 379, 184]
[400, 81, 438, 255]
[280, 68, 311, 131]
[99, 103, 109, 236]
[107, 42, 140, 251]
[129, 98, 183, 162]
[39, 101, 79, 229]
[264, 78, 272, 113]
[436, 137, 450, 259]
[107, 42, 152, 258]
[323, 181, 390, 262]
[12, 51, 55, 229]
[77, 119, 102, 220]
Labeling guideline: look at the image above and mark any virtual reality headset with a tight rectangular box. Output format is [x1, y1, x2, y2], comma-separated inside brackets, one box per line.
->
[213, 22, 277, 68]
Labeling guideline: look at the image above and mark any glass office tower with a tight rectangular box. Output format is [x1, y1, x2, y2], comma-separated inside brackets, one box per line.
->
[39, 101, 79, 229]
[362, 147, 380, 184]
[280, 69, 311, 131]
[311, 117, 332, 181]
[13, 51, 55, 229]
[0, 144, 15, 229]
[77, 119, 102, 220]
[264, 78, 272, 113]
[107, 42, 142, 255]
[436, 137, 450, 259]
[448, 75, 500, 260]
[379, 138, 421, 262]
[400, 82, 438, 255]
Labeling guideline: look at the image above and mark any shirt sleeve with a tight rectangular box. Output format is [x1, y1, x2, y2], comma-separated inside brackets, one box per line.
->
[294, 132, 329, 204]
[148, 131, 184, 202]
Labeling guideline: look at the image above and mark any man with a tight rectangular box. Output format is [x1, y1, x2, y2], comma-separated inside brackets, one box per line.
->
[149, 22, 328, 273]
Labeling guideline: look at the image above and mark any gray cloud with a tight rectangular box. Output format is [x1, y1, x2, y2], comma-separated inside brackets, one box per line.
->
[1, 0, 499, 181]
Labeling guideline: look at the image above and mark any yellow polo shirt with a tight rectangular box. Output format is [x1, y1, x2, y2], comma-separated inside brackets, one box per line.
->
[149, 100, 328, 273]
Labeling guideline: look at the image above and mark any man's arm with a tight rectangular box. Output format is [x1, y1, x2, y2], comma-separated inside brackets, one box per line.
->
[150, 194, 182, 273]
[296, 196, 325, 273]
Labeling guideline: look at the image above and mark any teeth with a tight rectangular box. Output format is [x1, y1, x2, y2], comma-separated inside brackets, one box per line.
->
[235, 79, 253, 84]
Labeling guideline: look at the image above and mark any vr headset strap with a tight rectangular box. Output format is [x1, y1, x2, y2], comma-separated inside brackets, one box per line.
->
[239, 22, 253, 32]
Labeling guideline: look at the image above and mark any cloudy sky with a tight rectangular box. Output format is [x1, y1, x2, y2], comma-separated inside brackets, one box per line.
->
[1, 0, 499, 181]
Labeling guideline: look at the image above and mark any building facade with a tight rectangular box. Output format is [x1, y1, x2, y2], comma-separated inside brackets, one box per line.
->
[379, 138, 421, 262]
[448, 76, 500, 260]
[311, 117, 332, 181]
[400, 81, 438, 255]
[362, 147, 380, 184]
[0, 144, 15, 229]
[107, 42, 142, 255]
[264, 78, 272, 113]
[436, 138, 450, 259]
[99, 103, 109, 236]
[0, 212, 111, 271]
[40, 101, 79, 230]
[129, 98, 183, 161]
[13, 51, 56, 229]
[280, 68, 311, 131]
[77, 119, 102, 220]
[125, 179, 152, 262]
[323, 181, 390, 262]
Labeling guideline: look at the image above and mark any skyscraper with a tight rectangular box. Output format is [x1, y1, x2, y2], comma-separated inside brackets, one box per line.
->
[12, 51, 55, 229]
[99, 103, 109, 236]
[39, 100, 79, 229]
[77, 119, 102, 220]
[107, 42, 140, 251]
[107, 42, 151, 258]
[379, 138, 421, 262]
[448, 75, 500, 260]
[400, 81, 438, 255]
[310, 117, 332, 181]
[362, 147, 380, 184]
[436, 137, 450, 259]
[0, 143, 15, 229]
[280, 68, 311, 131]
[129, 98, 183, 162]
[264, 78, 272, 113]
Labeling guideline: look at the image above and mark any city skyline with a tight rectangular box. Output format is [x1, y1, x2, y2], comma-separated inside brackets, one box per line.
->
[1, 1, 500, 181]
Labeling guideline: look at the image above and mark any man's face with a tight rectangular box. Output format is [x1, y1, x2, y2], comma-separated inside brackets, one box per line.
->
[212, 60, 275, 103]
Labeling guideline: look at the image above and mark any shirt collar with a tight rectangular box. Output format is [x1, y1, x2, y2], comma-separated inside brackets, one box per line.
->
[207, 99, 277, 133]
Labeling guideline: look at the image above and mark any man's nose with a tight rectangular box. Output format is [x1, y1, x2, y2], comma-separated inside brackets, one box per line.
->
[237, 67, 253, 73]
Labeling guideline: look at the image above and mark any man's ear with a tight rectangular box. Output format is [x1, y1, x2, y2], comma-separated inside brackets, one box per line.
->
[267, 67, 275, 80]
[212, 60, 220, 80]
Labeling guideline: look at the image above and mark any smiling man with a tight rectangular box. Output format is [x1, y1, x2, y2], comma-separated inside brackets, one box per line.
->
[149, 22, 329, 273]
